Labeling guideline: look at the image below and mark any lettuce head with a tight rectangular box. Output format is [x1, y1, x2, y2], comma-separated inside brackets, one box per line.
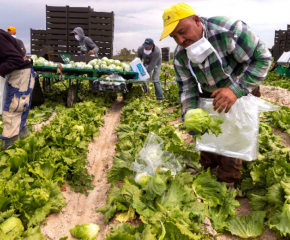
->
[69, 223, 100, 240]
[184, 108, 223, 139]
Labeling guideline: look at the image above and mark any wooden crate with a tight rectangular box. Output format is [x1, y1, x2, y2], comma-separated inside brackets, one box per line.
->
[30, 29, 47, 55]
[31, 5, 114, 58]
[89, 11, 114, 58]
[161, 47, 170, 62]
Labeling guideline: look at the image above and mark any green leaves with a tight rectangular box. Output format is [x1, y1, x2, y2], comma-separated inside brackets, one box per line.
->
[0, 87, 117, 237]
[184, 109, 223, 139]
[227, 211, 266, 238]
[192, 170, 228, 208]
[268, 203, 290, 237]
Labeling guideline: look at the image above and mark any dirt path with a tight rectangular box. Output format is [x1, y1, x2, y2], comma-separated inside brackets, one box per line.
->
[260, 85, 290, 107]
[40, 97, 124, 240]
[33, 112, 57, 132]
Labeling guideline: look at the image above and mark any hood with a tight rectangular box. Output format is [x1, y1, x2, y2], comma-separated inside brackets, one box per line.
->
[72, 27, 85, 41]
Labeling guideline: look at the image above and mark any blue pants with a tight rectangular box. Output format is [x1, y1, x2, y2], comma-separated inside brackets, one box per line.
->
[146, 64, 163, 100]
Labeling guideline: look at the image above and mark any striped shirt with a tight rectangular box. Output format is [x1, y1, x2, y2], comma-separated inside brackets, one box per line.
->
[173, 16, 272, 116]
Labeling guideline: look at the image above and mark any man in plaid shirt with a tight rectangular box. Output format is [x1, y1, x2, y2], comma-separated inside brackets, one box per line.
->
[160, 3, 272, 186]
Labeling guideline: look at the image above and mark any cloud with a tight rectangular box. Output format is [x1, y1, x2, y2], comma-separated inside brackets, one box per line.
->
[0, 0, 288, 54]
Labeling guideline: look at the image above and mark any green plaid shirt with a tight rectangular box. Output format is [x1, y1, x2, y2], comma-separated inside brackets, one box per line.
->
[174, 16, 272, 116]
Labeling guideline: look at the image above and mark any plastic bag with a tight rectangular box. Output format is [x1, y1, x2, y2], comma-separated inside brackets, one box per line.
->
[195, 95, 281, 161]
[131, 132, 182, 176]
[103, 74, 125, 85]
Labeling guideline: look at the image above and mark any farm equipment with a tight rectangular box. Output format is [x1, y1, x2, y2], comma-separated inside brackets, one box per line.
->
[33, 64, 149, 107]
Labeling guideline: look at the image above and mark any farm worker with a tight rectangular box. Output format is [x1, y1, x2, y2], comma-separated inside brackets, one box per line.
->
[160, 3, 272, 187]
[7, 26, 27, 55]
[0, 29, 35, 149]
[137, 38, 163, 101]
[71, 27, 99, 57]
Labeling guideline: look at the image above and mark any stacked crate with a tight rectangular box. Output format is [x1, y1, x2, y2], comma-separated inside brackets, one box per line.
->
[30, 29, 47, 55]
[89, 11, 114, 58]
[30, 5, 114, 59]
[287, 25, 290, 52]
[161, 47, 170, 62]
[272, 24, 290, 61]
[46, 6, 69, 62]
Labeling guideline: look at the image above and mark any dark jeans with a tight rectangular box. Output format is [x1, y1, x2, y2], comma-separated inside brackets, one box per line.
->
[199, 86, 261, 183]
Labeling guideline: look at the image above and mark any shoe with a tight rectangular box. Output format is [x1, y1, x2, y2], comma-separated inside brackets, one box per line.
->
[2, 135, 19, 150]
[19, 125, 30, 140]
[157, 99, 163, 102]
[210, 167, 217, 175]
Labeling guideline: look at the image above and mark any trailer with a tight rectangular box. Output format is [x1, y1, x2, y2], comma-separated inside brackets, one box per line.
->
[33, 64, 150, 107]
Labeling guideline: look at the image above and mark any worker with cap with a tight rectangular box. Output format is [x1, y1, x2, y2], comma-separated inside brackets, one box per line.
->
[7, 26, 26, 55]
[71, 27, 99, 57]
[137, 38, 163, 101]
[0, 29, 35, 149]
[160, 3, 272, 187]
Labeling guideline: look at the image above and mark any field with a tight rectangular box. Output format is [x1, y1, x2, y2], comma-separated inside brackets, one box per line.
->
[0, 64, 290, 240]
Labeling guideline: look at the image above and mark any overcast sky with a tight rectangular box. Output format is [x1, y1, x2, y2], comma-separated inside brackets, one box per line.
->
[0, 0, 289, 55]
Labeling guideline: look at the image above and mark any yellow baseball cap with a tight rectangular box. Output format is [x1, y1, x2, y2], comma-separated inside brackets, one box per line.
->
[160, 3, 196, 41]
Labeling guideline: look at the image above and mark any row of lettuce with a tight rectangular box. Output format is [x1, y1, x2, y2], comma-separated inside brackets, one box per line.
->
[0, 81, 117, 239]
[263, 71, 290, 91]
[97, 83, 290, 239]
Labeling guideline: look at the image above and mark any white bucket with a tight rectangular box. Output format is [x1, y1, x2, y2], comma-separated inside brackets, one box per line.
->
[130, 58, 150, 80]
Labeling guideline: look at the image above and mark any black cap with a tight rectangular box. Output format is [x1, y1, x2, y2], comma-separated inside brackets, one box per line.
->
[142, 38, 154, 47]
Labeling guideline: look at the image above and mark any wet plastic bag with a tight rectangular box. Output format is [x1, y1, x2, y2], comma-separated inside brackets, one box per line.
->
[102, 74, 125, 85]
[131, 132, 182, 175]
[195, 94, 280, 161]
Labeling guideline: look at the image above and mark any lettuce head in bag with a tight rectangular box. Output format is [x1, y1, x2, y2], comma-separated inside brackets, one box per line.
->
[184, 109, 223, 139]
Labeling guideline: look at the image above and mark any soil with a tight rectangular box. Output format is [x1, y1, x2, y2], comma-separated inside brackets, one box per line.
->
[260, 85, 290, 107]
[161, 63, 174, 69]
[272, 128, 290, 147]
[36, 84, 290, 239]
[40, 97, 124, 240]
[33, 112, 57, 132]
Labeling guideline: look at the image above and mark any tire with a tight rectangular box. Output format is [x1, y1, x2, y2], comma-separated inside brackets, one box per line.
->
[126, 83, 133, 91]
[67, 85, 76, 108]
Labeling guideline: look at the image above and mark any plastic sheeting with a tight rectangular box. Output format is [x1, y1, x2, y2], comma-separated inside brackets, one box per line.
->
[195, 95, 280, 161]
[277, 51, 290, 65]
[131, 132, 182, 175]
